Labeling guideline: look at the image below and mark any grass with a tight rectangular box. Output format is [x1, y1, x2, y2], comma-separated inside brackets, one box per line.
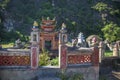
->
[104, 50, 113, 57]
[0, 42, 14, 48]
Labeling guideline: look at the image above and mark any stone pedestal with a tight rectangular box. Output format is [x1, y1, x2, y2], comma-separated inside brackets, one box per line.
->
[113, 43, 119, 57]
[99, 41, 105, 63]
[31, 45, 39, 69]
[30, 27, 40, 69]
[92, 47, 99, 66]
[59, 45, 67, 68]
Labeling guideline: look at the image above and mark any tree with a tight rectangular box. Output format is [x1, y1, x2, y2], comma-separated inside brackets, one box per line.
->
[0, 0, 10, 41]
[102, 22, 120, 42]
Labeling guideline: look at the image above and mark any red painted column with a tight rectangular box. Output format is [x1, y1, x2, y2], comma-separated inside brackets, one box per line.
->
[60, 45, 67, 68]
[92, 47, 99, 66]
[31, 46, 39, 69]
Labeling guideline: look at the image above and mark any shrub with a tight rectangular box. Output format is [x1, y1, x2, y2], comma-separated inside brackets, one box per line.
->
[39, 49, 50, 66]
[69, 73, 84, 80]
[50, 57, 59, 66]
[58, 71, 84, 80]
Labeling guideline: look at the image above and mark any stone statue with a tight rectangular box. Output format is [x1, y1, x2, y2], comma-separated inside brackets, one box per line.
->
[14, 39, 22, 48]
[72, 38, 78, 47]
[77, 32, 86, 47]
[91, 37, 98, 47]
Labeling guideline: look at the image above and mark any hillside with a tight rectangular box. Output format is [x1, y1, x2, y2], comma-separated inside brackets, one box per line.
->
[0, 0, 120, 42]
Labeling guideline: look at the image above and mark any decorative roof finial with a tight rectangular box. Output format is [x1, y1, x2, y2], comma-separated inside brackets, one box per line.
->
[33, 21, 38, 27]
[42, 16, 44, 21]
[52, 17, 56, 21]
[61, 23, 66, 29]
[47, 17, 50, 20]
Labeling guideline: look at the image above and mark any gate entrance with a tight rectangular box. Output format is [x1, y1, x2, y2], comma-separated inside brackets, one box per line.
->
[45, 40, 51, 51]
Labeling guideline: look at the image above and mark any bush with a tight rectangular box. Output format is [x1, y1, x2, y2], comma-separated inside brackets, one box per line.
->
[69, 73, 84, 80]
[39, 49, 50, 66]
[58, 71, 84, 80]
[50, 57, 59, 66]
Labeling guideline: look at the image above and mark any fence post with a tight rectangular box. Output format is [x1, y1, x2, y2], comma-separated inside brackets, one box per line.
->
[92, 47, 99, 66]
[30, 22, 40, 69]
[113, 43, 119, 57]
[59, 44, 67, 68]
[59, 23, 68, 69]
[31, 45, 39, 69]
[99, 41, 105, 63]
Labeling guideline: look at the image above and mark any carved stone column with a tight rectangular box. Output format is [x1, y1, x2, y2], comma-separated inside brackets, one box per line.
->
[92, 47, 99, 66]
[99, 41, 105, 63]
[59, 23, 68, 69]
[30, 21, 40, 69]
[113, 43, 119, 57]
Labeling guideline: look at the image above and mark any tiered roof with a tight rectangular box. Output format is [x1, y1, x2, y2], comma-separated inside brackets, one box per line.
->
[41, 17, 56, 32]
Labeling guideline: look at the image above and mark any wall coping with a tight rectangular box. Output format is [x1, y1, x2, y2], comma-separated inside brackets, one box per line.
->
[68, 48, 93, 55]
[0, 49, 30, 56]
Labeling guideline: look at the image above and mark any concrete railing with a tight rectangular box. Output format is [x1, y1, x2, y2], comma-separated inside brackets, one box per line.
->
[0, 49, 30, 68]
[67, 47, 99, 67]
[59, 45, 99, 68]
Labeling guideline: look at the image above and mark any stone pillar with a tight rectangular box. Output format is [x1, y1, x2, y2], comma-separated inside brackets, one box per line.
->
[59, 23, 68, 69]
[31, 45, 39, 69]
[59, 44, 67, 68]
[92, 47, 99, 66]
[30, 21, 40, 69]
[59, 33, 67, 69]
[99, 41, 105, 63]
[113, 43, 119, 57]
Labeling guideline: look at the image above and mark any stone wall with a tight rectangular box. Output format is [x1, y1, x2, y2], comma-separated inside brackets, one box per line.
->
[0, 66, 99, 80]
[0, 47, 99, 80]
[0, 49, 30, 67]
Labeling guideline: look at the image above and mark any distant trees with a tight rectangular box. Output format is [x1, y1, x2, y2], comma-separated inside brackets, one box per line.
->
[102, 22, 120, 42]
[0, 0, 120, 42]
[92, 1, 120, 42]
[0, 0, 10, 41]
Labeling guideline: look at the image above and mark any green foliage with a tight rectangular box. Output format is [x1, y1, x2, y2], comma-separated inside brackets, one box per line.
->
[1, 42, 14, 48]
[58, 72, 84, 80]
[39, 50, 59, 66]
[39, 49, 50, 66]
[110, 9, 120, 15]
[102, 22, 120, 42]
[4, 0, 103, 39]
[50, 57, 59, 66]
[58, 72, 68, 80]
[92, 2, 109, 12]
[69, 73, 84, 80]
[2, 30, 29, 42]
[0, 22, 5, 41]
[105, 50, 112, 57]
[3, 30, 19, 41]
[0, 0, 10, 9]
[0, 0, 120, 43]
[0, 0, 10, 41]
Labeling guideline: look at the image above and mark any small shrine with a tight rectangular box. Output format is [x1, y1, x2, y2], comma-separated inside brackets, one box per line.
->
[31, 17, 68, 51]
[40, 17, 58, 50]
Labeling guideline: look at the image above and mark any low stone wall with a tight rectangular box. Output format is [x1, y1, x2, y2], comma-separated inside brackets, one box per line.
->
[0, 69, 39, 80]
[67, 47, 99, 67]
[0, 47, 99, 80]
[0, 49, 30, 67]
[0, 66, 99, 80]
[68, 48, 93, 66]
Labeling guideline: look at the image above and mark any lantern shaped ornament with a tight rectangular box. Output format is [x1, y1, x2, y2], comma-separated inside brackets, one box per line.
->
[32, 21, 39, 31]
[59, 23, 68, 44]
[31, 21, 40, 45]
